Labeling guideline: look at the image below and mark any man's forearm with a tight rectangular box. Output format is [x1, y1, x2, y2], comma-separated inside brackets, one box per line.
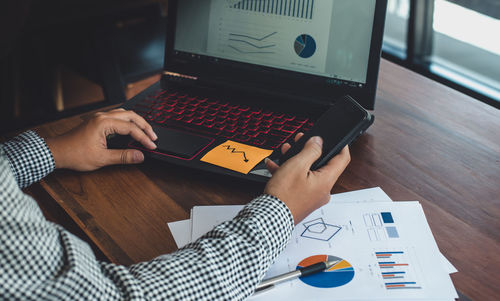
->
[126, 194, 294, 300]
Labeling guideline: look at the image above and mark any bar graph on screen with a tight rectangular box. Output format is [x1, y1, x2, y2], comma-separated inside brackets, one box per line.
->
[229, 0, 315, 19]
[208, 0, 333, 76]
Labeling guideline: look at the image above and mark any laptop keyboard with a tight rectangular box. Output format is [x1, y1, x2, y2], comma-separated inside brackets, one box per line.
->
[133, 90, 314, 149]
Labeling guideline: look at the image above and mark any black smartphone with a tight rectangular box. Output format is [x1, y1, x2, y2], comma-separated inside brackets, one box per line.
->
[279, 95, 373, 170]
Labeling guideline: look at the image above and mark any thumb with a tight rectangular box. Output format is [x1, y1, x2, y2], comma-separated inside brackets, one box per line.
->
[265, 158, 280, 175]
[292, 136, 323, 169]
[105, 149, 145, 166]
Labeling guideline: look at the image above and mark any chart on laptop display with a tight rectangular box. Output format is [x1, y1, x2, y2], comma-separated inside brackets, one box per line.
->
[207, 0, 333, 76]
[175, 0, 376, 85]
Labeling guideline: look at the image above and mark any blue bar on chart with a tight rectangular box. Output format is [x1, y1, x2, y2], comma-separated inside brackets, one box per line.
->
[385, 226, 399, 238]
[382, 271, 406, 280]
[381, 212, 394, 223]
[375, 251, 404, 259]
[230, 0, 315, 19]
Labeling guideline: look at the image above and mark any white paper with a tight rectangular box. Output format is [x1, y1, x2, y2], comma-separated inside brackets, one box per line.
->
[167, 219, 191, 249]
[329, 188, 457, 275]
[249, 201, 457, 300]
[440, 255, 458, 274]
[185, 188, 394, 244]
[167, 187, 457, 300]
[168, 187, 457, 276]
[191, 205, 243, 241]
[330, 187, 392, 204]
[169, 188, 392, 247]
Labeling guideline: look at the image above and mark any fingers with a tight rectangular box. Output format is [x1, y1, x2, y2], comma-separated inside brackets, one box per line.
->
[281, 143, 291, 154]
[105, 119, 157, 150]
[105, 149, 145, 166]
[105, 110, 158, 141]
[270, 132, 306, 175]
[265, 158, 280, 174]
[315, 146, 351, 181]
[280, 132, 304, 155]
[294, 132, 304, 142]
[290, 136, 323, 169]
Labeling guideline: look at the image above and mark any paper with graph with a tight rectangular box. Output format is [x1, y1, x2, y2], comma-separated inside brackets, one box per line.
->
[168, 188, 458, 300]
[249, 201, 457, 300]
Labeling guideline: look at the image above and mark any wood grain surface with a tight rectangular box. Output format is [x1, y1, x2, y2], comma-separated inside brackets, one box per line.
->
[27, 60, 500, 300]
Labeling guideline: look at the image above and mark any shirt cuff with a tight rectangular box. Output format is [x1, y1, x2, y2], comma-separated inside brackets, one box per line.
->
[2, 131, 55, 188]
[235, 194, 295, 258]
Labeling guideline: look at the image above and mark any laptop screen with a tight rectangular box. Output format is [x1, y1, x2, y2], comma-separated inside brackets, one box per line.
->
[174, 0, 377, 88]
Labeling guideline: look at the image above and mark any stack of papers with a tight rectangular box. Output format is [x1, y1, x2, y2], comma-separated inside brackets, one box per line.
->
[168, 188, 458, 300]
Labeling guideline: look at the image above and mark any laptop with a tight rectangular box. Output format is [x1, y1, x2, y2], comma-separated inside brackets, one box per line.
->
[110, 0, 388, 182]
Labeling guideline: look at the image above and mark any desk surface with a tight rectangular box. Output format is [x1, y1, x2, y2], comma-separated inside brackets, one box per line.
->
[28, 60, 499, 300]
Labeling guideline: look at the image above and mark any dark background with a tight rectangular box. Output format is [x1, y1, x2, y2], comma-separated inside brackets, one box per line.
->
[2, 0, 497, 136]
[0, 0, 168, 135]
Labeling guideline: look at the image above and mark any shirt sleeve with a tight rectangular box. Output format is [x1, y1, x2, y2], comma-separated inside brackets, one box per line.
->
[126, 194, 295, 300]
[2, 130, 55, 188]
[0, 141, 294, 300]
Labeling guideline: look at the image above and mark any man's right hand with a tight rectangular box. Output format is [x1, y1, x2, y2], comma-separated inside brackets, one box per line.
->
[264, 136, 351, 224]
[45, 109, 157, 171]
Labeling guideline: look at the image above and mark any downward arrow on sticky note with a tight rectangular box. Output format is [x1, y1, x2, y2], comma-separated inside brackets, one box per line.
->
[200, 140, 273, 174]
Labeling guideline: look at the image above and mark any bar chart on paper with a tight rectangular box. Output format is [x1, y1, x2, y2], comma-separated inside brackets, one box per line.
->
[228, 0, 315, 19]
[376, 251, 422, 290]
[296, 255, 355, 288]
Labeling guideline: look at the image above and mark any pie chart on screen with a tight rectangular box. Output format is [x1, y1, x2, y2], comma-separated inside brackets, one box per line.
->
[294, 34, 316, 58]
[296, 255, 355, 288]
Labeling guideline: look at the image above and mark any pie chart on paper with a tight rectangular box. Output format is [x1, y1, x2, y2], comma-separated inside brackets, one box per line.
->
[294, 34, 316, 58]
[296, 255, 355, 288]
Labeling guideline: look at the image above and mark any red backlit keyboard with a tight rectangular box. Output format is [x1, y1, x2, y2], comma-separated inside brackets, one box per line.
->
[133, 90, 314, 149]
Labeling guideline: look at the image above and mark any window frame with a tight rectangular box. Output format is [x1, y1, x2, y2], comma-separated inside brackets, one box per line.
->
[382, 0, 500, 109]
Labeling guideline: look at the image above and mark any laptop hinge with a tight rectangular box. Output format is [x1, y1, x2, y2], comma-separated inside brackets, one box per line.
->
[161, 70, 334, 108]
[163, 71, 198, 81]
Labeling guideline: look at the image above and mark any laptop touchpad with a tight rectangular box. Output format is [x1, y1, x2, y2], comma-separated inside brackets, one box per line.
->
[133, 127, 213, 159]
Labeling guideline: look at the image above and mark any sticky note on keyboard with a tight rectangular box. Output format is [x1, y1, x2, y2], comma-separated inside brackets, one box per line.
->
[200, 140, 273, 174]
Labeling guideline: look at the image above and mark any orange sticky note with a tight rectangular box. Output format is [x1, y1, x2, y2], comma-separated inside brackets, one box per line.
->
[200, 140, 273, 174]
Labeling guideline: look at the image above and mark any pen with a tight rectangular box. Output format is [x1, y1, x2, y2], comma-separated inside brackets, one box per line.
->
[255, 259, 340, 292]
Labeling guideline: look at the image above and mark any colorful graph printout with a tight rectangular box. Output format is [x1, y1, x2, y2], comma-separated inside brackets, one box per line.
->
[376, 251, 422, 290]
[296, 255, 355, 288]
[300, 218, 341, 242]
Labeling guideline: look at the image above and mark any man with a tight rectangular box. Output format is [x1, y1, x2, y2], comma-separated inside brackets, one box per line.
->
[0, 109, 350, 300]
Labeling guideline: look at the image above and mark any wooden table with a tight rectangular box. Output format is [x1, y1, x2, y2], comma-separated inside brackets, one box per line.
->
[26, 60, 499, 300]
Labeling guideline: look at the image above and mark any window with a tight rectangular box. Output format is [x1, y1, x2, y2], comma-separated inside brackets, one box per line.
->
[383, 0, 410, 59]
[431, 0, 500, 102]
[382, 0, 500, 107]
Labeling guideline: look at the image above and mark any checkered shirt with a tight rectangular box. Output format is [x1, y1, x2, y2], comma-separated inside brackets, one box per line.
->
[0, 131, 294, 300]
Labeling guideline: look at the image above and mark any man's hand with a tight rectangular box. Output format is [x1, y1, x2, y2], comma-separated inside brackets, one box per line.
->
[45, 109, 157, 171]
[264, 135, 350, 224]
